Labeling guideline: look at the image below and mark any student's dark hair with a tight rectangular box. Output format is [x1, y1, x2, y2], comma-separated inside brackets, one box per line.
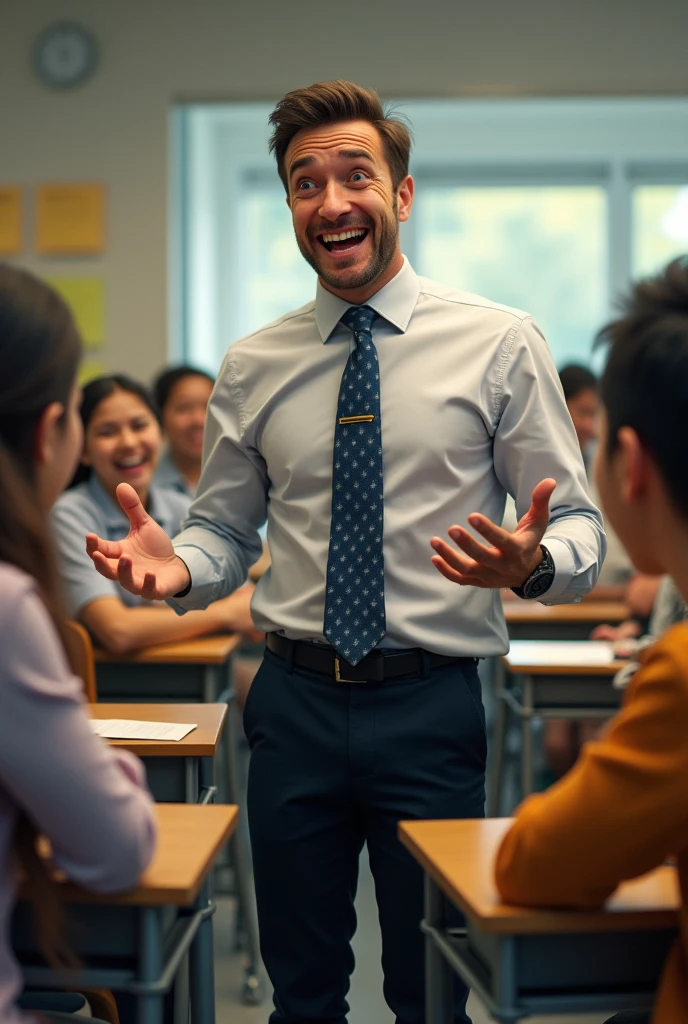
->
[0, 262, 82, 968]
[71, 374, 161, 486]
[558, 363, 598, 402]
[596, 256, 688, 519]
[152, 365, 214, 414]
[269, 80, 413, 194]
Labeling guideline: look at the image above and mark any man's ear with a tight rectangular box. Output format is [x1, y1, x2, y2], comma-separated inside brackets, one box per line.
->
[397, 175, 414, 223]
[34, 402, 65, 466]
[286, 194, 292, 211]
[616, 426, 649, 503]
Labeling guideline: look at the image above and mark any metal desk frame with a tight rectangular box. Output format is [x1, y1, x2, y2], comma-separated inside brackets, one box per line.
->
[422, 875, 672, 1023]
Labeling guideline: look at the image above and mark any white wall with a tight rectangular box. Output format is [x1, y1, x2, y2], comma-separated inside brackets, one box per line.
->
[2, 0, 687, 379]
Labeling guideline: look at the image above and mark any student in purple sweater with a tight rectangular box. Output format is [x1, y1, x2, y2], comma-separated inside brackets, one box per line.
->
[0, 264, 157, 1024]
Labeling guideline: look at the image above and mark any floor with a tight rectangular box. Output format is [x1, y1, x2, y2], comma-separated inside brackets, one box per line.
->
[212, 849, 608, 1024]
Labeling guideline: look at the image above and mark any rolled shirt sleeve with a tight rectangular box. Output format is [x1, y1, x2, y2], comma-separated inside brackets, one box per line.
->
[492, 317, 606, 603]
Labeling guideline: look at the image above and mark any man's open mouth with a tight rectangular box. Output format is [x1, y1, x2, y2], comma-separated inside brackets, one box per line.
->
[114, 456, 148, 472]
[318, 228, 369, 254]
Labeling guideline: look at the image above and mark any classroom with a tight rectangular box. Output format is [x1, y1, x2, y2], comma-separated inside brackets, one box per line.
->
[1, 1, 688, 1023]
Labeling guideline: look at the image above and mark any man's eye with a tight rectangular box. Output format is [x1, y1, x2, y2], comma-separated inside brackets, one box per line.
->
[297, 180, 316, 191]
[350, 172, 368, 183]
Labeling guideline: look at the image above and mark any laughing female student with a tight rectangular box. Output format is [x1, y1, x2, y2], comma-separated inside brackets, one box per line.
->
[0, 264, 156, 1024]
[52, 375, 260, 654]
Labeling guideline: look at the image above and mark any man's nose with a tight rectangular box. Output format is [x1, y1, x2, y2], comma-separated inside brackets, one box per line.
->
[318, 180, 352, 222]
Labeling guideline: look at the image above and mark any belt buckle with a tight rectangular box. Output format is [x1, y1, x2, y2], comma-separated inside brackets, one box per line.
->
[334, 656, 364, 683]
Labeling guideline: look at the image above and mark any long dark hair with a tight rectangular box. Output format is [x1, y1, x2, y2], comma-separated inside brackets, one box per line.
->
[70, 374, 161, 488]
[0, 263, 82, 966]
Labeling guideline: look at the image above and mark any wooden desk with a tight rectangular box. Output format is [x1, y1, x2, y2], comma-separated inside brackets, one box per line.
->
[489, 642, 628, 815]
[94, 636, 262, 1003]
[503, 600, 630, 640]
[91, 703, 227, 803]
[15, 804, 238, 1024]
[399, 817, 679, 1023]
[94, 634, 242, 702]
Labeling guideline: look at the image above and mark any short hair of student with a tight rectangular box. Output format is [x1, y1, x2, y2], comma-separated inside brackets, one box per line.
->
[152, 365, 214, 413]
[269, 80, 413, 194]
[70, 374, 161, 487]
[596, 256, 688, 520]
[558, 363, 598, 402]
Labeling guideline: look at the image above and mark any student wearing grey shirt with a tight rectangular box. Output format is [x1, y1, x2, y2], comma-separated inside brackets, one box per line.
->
[87, 82, 606, 1024]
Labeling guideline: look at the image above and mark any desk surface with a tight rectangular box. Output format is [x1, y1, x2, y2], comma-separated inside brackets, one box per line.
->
[41, 804, 238, 907]
[399, 818, 679, 935]
[503, 642, 628, 676]
[95, 634, 242, 665]
[503, 601, 630, 624]
[90, 703, 227, 757]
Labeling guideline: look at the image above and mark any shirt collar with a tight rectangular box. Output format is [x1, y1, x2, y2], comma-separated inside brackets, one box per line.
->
[314, 255, 420, 343]
[87, 473, 160, 527]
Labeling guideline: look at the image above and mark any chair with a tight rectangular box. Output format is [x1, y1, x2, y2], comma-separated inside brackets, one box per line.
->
[64, 621, 97, 703]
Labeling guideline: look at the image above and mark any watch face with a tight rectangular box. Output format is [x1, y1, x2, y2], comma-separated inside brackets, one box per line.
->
[33, 22, 98, 88]
[527, 572, 555, 598]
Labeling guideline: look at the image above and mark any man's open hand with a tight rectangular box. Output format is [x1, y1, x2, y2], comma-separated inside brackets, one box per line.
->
[430, 478, 556, 590]
[85, 483, 191, 600]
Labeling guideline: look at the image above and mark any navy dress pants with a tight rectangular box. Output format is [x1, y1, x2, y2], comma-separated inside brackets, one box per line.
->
[243, 647, 487, 1024]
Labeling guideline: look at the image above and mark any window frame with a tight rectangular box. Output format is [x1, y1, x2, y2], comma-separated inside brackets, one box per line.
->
[170, 98, 688, 369]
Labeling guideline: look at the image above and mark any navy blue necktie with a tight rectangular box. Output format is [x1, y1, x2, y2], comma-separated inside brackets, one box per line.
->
[324, 305, 386, 666]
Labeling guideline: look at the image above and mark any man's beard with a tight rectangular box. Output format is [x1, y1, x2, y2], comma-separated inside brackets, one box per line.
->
[296, 206, 399, 293]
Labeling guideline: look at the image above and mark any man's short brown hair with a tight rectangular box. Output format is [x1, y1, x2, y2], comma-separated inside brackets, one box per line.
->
[269, 80, 413, 194]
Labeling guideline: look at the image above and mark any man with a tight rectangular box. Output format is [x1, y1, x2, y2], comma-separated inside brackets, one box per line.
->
[496, 257, 688, 1024]
[87, 81, 605, 1024]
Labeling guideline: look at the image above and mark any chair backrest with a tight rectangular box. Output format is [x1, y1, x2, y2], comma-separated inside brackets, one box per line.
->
[64, 620, 97, 703]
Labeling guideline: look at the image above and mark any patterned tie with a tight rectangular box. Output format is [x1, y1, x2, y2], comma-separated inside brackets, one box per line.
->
[324, 305, 386, 666]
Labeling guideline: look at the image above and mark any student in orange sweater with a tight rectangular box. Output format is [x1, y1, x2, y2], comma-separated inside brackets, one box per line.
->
[495, 256, 688, 1024]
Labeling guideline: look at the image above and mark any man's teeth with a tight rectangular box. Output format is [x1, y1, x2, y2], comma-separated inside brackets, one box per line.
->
[118, 457, 146, 468]
[322, 229, 366, 243]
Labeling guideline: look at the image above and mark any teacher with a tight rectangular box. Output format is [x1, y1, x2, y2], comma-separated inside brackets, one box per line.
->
[87, 81, 606, 1024]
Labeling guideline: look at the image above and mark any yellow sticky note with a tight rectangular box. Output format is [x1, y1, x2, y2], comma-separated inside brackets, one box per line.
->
[36, 183, 105, 255]
[0, 187, 22, 254]
[78, 359, 108, 385]
[46, 277, 104, 348]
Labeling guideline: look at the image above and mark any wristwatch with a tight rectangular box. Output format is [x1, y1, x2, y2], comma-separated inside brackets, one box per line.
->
[511, 544, 555, 600]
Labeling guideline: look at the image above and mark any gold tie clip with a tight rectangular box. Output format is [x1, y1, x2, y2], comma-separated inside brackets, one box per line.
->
[338, 414, 375, 425]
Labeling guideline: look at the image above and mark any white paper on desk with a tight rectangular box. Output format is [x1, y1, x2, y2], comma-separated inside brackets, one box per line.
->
[507, 641, 615, 666]
[90, 720, 197, 741]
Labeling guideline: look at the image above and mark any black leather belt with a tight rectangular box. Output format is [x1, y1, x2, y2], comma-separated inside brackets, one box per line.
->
[266, 633, 471, 683]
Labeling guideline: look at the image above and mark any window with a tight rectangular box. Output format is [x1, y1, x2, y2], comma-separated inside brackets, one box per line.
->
[633, 184, 688, 277]
[172, 100, 688, 372]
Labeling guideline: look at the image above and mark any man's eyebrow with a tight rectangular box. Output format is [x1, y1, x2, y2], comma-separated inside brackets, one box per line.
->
[288, 148, 376, 180]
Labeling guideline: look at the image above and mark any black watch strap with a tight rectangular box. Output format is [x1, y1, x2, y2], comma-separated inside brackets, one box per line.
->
[511, 544, 555, 600]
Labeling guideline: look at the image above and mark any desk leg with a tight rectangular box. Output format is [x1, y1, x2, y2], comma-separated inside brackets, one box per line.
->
[189, 880, 215, 1024]
[488, 660, 508, 817]
[521, 674, 534, 799]
[424, 875, 453, 1024]
[185, 758, 199, 804]
[138, 907, 163, 1024]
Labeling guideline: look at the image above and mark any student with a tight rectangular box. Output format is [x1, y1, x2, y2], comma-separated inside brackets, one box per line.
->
[557, 363, 599, 467]
[0, 264, 157, 1024]
[495, 257, 688, 1024]
[52, 375, 259, 654]
[152, 365, 214, 497]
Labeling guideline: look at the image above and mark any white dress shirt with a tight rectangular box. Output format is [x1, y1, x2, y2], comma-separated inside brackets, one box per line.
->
[172, 258, 605, 657]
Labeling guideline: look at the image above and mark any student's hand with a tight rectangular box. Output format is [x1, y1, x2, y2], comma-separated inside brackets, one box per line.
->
[590, 620, 642, 642]
[85, 483, 191, 600]
[211, 584, 265, 643]
[430, 478, 557, 590]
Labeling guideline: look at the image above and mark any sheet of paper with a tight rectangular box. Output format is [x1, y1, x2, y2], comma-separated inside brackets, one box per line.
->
[36, 182, 105, 254]
[90, 719, 197, 741]
[46, 276, 104, 347]
[507, 640, 615, 667]
[0, 187, 22, 254]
